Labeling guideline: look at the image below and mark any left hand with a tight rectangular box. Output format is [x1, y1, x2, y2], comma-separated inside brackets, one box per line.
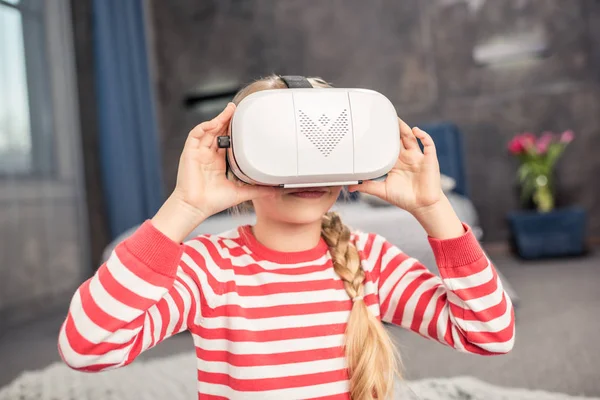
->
[348, 118, 443, 215]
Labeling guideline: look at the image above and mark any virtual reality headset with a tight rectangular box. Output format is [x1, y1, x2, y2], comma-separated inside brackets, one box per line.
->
[218, 75, 400, 188]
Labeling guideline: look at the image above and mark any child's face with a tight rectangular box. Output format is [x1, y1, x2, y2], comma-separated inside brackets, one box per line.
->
[252, 186, 343, 225]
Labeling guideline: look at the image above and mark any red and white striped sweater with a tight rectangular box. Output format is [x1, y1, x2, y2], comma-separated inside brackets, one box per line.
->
[58, 220, 515, 399]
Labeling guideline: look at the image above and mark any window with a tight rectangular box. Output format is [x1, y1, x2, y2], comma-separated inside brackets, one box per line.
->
[0, 0, 53, 176]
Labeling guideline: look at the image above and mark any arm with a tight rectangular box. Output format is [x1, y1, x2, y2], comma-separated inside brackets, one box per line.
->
[58, 220, 203, 371]
[58, 104, 274, 371]
[374, 224, 515, 355]
[350, 119, 514, 354]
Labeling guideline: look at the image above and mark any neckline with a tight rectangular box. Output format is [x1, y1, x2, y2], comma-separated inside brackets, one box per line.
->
[238, 225, 330, 264]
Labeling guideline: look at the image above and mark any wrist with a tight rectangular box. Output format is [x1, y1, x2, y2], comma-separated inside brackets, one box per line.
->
[409, 193, 448, 221]
[151, 194, 207, 243]
[410, 195, 465, 239]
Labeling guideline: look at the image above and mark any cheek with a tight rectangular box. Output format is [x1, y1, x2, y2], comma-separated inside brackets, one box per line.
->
[321, 191, 340, 211]
[251, 196, 280, 217]
[330, 187, 344, 202]
[251, 195, 300, 223]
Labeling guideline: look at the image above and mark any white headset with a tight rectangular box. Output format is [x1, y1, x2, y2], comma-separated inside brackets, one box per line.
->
[218, 75, 400, 188]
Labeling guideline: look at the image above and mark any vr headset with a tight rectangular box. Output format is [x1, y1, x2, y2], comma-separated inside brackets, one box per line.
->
[218, 76, 400, 188]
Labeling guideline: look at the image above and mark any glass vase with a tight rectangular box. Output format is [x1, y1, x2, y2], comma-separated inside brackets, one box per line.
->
[532, 173, 555, 212]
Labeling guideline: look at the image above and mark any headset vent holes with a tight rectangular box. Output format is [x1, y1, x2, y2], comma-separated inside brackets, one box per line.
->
[298, 109, 348, 157]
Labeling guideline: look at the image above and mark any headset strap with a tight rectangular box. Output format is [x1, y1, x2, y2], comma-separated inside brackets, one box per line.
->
[279, 75, 313, 88]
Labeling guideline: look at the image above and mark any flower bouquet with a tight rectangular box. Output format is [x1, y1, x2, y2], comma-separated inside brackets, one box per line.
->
[506, 130, 586, 259]
[507, 130, 574, 212]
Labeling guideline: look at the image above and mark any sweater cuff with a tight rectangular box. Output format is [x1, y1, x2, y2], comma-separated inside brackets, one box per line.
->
[123, 220, 184, 277]
[428, 223, 484, 269]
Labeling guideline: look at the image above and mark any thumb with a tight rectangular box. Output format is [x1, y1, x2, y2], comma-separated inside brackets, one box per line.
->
[348, 180, 387, 199]
[236, 184, 277, 203]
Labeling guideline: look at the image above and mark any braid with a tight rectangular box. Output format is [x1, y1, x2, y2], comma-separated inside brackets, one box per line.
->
[322, 211, 400, 400]
[321, 212, 364, 300]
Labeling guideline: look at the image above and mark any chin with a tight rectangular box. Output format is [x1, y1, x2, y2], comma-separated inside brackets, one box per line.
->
[278, 203, 330, 224]
[252, 186, 343, 225]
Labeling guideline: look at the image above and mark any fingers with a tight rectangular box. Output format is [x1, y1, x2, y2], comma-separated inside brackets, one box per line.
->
[199, 103, 236, 147]
[184, 120, 217, 149]
[412, 127, 437, 157]
[347, 184, 361, 193]
[348, 180, 387, 199]
[399, 117, 419, 150]
[186, 103, 236, 149]
[213, 102, 237, 127]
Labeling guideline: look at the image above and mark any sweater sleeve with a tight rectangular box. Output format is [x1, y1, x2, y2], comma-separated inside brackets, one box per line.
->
[58, 221, 207, 371]
[375, 224, 515, 355]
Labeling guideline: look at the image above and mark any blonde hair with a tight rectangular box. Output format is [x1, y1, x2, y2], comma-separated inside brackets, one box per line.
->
[231, 75, 400, 399]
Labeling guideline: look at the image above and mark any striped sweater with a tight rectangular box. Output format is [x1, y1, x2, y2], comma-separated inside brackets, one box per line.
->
[58, 220, 515, 399]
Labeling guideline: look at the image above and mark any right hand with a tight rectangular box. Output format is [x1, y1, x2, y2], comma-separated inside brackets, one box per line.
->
[173, 102, 275, 216]
[152, 103, 275, 242]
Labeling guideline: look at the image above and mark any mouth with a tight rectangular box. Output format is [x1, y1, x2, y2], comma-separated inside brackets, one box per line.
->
[286, 188, 329, 199]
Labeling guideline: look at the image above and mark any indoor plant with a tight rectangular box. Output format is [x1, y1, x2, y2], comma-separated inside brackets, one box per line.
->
[507, 130, 573, 212]
[507, 130, 587, 259]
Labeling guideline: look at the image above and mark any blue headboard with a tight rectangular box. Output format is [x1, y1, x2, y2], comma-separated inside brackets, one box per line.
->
[419, 122, 469, 197]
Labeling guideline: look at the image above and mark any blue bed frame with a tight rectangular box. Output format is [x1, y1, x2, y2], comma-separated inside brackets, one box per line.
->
[419, 122, 469, 198]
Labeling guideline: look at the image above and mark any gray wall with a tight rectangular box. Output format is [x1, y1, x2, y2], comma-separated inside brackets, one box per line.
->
[148, 0, 600, 241]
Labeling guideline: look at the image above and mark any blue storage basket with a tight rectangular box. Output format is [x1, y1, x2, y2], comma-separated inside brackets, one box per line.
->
[508, 207, 587, 259]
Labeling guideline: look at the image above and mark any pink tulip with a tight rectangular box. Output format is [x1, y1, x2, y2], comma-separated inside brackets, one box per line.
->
[508, 136, 525, 155]
[508, 133, 537, 155]
[536, 132, 554, 154]
[560, 130, 574, 143]
[520, 133, 536, 150]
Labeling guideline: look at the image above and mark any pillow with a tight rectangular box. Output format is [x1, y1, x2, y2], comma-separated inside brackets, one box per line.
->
[440, 174, 456, 193]
[359, 174, 456, 207]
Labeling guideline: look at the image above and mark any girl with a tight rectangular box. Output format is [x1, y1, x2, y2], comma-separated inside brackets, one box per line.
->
[58, 75, 515, 400]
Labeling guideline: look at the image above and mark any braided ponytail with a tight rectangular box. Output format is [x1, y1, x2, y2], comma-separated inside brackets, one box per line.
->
[321, 212, 400, 400]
